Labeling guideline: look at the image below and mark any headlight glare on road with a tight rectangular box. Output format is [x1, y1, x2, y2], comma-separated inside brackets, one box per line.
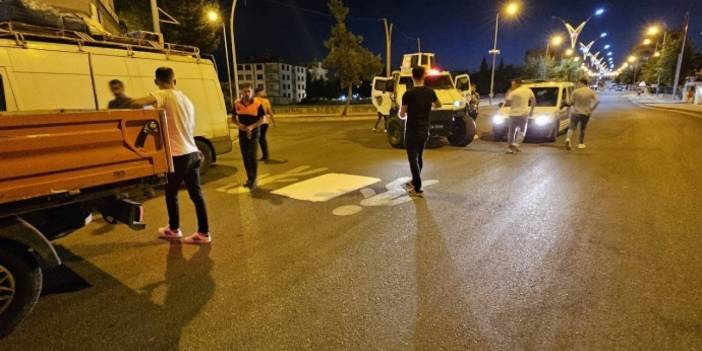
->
[492, 115, 506, 125]
[535, 115, 551, 126]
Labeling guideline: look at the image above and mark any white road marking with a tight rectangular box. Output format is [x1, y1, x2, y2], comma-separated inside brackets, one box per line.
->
[215, 165, 328, 194]
[332, 205, 364, 216]
[271, 173, 381, 202]
[332, 177, 440, 216]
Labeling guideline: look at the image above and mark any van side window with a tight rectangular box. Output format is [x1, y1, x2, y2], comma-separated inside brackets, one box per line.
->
[0, 75, 6, 112]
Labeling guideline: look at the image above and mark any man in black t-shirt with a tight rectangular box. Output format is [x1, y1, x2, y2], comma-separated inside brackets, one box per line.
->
[400, 66, 441, 196]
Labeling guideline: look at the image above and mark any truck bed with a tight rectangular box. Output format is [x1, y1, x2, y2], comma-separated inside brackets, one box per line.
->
[0, 109, 172, 206]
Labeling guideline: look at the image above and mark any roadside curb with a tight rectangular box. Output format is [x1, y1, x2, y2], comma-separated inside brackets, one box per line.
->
[628, 98, 702, 118]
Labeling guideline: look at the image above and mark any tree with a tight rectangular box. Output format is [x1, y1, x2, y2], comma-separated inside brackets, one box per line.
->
[553, 58, 583, 82]
[323, 0, 382, 116]
[115, 0, 221, 53]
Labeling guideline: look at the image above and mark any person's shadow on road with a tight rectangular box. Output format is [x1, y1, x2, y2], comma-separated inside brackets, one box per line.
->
[412, 200, 482, 349]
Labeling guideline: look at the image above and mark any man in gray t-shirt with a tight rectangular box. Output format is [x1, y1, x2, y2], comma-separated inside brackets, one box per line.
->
[566, 78, 600, 150]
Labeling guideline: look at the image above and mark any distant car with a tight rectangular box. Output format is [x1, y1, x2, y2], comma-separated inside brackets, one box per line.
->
[491, 81, 574, 142]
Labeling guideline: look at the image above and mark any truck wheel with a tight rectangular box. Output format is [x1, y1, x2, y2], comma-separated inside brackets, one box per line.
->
[0, 247, 42, 338]
[448, 117, 477, 147]
[195, 140, 214, 175]
[386, 120, 405, 149]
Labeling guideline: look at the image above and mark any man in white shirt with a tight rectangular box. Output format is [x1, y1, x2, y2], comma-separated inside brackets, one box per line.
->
[504, 79, 535, 153]
[566, 78, 600, 150]
[131, 67, 211, 244]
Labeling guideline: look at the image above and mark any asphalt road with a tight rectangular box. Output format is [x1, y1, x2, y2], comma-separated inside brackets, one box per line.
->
[3, 94, 702, 350]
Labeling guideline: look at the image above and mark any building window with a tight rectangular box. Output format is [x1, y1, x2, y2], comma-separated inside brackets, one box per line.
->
[257, 74, 263, 80]
[238, 65, 244, 70]
[258, 84, 264, 89]
[256, 64, 263, 70]
[238, 74, 244, 80]
[246, 74, 253, 80]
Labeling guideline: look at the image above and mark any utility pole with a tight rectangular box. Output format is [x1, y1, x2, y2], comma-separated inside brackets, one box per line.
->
[150, 0, 160, 33]
[417, 38, 421, 53]
[381, 18, 393, 77]
[489, 12, 500, 104]
[230, 0, 240, 100]
[672, 11, 690, 99]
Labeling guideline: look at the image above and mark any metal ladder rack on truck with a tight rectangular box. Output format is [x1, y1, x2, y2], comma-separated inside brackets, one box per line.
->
[371, 53, 476, 148]
[0, 21, 231, 173]
[0, 109, 172, 338]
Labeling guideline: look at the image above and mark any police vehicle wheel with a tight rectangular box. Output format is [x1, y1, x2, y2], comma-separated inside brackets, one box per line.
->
[0, 247, 42, 339]
[196, 140, 214, 175]
[448, 117, 476, 147]
[387, 120, 405, 148]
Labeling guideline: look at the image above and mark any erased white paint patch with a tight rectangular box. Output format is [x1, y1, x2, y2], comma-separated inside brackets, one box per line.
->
[272, 173, 381, 202]
[332, 205, 363, 216]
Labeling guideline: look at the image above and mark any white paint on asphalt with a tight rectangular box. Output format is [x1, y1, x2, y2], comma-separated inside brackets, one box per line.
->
[272, 173, 381, 202]
[332, 205, 364, 216]
[332, 177, 439, 216]
[215, 165, 328, 194]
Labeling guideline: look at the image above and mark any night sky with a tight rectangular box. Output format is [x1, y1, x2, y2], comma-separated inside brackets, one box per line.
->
[228, 0, 701, 71]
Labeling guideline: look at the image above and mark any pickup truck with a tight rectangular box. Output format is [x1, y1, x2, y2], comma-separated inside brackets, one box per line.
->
[0, 109, 172, 337]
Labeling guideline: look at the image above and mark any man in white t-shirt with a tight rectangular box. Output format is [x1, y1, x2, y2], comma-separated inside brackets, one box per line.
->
[131, 67, 211, 244]
[504, 79, 535, 153]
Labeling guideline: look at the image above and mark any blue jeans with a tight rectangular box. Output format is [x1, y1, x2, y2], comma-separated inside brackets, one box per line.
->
[507, 116, 528, 146]
[568, 114, 590, 144]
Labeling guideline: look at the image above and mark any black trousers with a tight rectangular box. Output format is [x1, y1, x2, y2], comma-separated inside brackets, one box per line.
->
[166, 152, 209, 233]
[259, 123, 270, 159]
[405, 129, 429, 191]
[570, 114, 591, 144]
[239, 128, 260, 183]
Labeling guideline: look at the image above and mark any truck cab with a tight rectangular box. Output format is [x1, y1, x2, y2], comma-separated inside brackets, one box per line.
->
[371, 53, 475, 148]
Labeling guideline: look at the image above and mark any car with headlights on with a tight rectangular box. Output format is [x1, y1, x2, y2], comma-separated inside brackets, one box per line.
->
[491, 81, 574, 142]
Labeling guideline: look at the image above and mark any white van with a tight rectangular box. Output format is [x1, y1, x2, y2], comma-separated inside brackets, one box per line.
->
[0, 22, 231, 171]
[491, 80, 574, 142]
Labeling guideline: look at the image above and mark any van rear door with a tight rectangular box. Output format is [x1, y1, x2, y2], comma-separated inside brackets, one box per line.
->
[371, 77, 392, 116]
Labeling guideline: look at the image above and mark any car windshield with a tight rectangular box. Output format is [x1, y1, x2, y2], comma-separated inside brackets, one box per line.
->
[530, 87, 559, 106]
[424, 75, 454, 89]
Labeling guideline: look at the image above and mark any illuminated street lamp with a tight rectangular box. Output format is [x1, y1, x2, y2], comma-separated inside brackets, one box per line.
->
[647, 25, 660, 36]
[489, 2, 521, 103]
[654, 51, 661, 57]
[642, 38, 652, 45]
[628, 55, 637, 63]
[206, 9, 234, 108]
[545, 34, 564, 57]
[553, 8, 605, 49]
[600, 32, 608, 38]
[565, 48, 574, 56]
[604, 44, 611, 50]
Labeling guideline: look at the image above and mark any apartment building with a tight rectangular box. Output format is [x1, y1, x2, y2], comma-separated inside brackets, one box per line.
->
[237, 61, 307, 105]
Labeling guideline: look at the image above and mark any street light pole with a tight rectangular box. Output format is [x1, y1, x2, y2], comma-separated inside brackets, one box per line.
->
[220, 23, 234, 109]
[381, 18, 393, 77]
[229, 0, 239, 100]
[489, 12, 500, 104]
[672, 11, 690, 99]
[150, 0, 161, 33]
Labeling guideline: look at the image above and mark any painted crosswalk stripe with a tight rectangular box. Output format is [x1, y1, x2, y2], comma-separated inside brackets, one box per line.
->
[271, 173, 380, 202]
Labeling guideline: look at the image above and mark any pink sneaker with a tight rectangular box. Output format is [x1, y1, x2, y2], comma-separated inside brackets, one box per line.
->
[158, 226, 183, 240]
[183, 232, 212, 245]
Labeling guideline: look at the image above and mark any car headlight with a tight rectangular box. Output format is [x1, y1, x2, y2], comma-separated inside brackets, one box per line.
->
[534, 115, 552, 126]
[492, 114, 506, 125]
